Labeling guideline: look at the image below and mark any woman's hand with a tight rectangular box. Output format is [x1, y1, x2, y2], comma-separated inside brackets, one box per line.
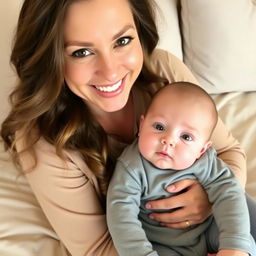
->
[216, 249, 248, 256]
[145, 179, 212, 228]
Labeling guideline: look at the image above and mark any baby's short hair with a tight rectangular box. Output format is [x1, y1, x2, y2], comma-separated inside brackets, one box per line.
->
[150, 81, 218, 137]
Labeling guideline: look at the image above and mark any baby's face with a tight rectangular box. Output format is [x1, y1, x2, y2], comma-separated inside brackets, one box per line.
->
[138, 93, 212, 170]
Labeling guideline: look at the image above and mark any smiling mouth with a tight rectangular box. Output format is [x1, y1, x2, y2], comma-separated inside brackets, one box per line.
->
[94, 79, 122, 93]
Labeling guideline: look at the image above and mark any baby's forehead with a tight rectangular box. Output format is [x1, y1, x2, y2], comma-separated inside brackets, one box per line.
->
[151, 89, 204, 110]
[153, 86, 212, 111]
[150, 91, 215, 123]
[155, 84, 206, 100]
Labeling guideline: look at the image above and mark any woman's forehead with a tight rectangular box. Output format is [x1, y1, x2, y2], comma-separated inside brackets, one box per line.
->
[64, 0, 135, 40]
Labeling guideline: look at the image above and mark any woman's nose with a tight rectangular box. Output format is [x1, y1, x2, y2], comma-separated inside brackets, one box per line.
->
[96, 53, 118, 82]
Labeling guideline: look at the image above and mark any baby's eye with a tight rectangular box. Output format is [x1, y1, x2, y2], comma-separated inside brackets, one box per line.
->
[71, 48, 91, 58]
[181, 134, 192, 141]
[153, 123, 165, 131]
[115, 36, 134, 47]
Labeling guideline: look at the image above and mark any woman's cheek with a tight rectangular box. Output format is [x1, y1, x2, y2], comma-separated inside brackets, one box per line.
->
[126, 52, 142, 68]
[123, 43, 143, 70]
[65, 62, 91, 85]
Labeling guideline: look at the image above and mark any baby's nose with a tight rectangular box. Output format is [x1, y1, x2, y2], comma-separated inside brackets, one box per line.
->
[161, 136, 176, 147]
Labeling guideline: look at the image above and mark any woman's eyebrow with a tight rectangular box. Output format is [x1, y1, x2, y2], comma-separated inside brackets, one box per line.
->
[112, 24, 135, 41]
[64, 24, 135, 48]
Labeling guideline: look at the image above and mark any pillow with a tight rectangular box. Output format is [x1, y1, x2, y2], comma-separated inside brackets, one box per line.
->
[155, 0, 183, 60]
[180, 0, 256, 93]
[212, 91, 256, 199]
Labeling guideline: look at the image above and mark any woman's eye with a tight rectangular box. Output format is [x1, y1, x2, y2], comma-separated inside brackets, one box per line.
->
[153, 123, 165, 131]
[71, 49, 91, 58]
[115, 36, 133, 47]
[181, 134, 192, 141]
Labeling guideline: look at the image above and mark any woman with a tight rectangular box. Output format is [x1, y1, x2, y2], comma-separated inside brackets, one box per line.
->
[1, 0, 255, 255]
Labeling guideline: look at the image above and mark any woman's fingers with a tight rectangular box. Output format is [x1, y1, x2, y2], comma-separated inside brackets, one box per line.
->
[149, 208, 187, 224]
[146, 180, 212, 228]
[166, 179, 198, 193]
[146, 179, 199, 211]
[146, 179, 198, 210]
[149, 208, 196, 229]
[162, 219, 194, 229]
[146, 195, 182, 211]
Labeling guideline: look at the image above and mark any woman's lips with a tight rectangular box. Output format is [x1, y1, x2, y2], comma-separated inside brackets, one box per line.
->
[94, 79, 122, 92]
[92, 75, 126, 98]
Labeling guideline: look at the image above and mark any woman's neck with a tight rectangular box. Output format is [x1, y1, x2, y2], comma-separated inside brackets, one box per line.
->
[93, 94, 135, 144]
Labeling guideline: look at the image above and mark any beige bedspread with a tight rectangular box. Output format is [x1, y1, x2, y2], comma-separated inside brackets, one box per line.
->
[212, 91, 256, 198]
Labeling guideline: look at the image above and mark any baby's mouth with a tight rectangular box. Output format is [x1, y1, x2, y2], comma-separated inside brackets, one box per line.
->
[157, 151, 172, 159]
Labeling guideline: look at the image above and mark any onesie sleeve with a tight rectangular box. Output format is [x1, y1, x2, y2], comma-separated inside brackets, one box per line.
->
[107, 159, 158, 256]
[199, 151, 256, 254]
[150, 49, 247, 188]
[17, 138, 117, 256]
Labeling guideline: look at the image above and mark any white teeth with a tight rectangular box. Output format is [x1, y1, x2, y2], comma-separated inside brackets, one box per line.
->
[95, 80, 122, 92]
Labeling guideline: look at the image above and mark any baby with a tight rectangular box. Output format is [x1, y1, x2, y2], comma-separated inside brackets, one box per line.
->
[107, 82, 256, 256]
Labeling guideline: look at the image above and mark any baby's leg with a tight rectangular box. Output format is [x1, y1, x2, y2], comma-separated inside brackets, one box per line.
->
[246, 194, 256, 240]
[152, 242, 181, 256]
[205, 193, 256, 251]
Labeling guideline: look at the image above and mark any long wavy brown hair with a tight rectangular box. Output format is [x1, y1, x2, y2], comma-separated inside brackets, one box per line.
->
[1, 0, 168, 197]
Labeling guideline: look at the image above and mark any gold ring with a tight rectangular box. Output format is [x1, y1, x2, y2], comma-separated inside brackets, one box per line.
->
[185, 220, 191, 227]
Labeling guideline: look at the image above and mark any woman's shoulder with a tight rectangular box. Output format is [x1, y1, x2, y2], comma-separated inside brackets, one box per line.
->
[150, 48, 197, 84]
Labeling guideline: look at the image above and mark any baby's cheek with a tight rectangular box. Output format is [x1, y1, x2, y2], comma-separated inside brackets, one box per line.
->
[140, 143, 153, 160]
[139, 134, 155, 153]
[178, 151, 197, 168]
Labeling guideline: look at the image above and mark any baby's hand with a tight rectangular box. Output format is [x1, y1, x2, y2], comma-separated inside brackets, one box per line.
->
[216, 249, 248, 256]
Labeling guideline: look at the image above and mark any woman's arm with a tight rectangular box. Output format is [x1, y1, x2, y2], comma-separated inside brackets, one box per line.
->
[211, 117, 246, 188]
[17, 138, 117, 256]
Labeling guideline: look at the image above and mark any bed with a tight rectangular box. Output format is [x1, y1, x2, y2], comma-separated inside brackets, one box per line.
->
[0, 0, 255, 255]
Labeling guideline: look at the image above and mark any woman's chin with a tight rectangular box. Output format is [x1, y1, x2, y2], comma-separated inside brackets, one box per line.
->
[104, 98, 129, 113]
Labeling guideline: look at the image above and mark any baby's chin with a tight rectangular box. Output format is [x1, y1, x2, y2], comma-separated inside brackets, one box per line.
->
[152, 159, 176, 170]
[152, 159, 192, 170]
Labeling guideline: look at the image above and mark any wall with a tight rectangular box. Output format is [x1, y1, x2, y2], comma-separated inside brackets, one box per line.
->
[0, 1, 22, 124]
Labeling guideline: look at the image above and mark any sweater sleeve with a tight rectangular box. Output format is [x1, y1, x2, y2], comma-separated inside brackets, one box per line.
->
[17, 138, 117, 256]
[107, 159, 158, 256]
[150, 49, 247, 188]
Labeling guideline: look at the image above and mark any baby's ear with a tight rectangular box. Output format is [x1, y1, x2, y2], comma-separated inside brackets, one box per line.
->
[138, 115, 145, 135]
[198, 141, 212, 158]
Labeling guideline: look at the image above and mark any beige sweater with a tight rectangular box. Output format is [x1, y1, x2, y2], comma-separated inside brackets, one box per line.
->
[17, 49, 246, 256]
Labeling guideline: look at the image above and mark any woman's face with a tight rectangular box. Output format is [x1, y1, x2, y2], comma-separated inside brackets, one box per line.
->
[64, 0, 143, 115]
